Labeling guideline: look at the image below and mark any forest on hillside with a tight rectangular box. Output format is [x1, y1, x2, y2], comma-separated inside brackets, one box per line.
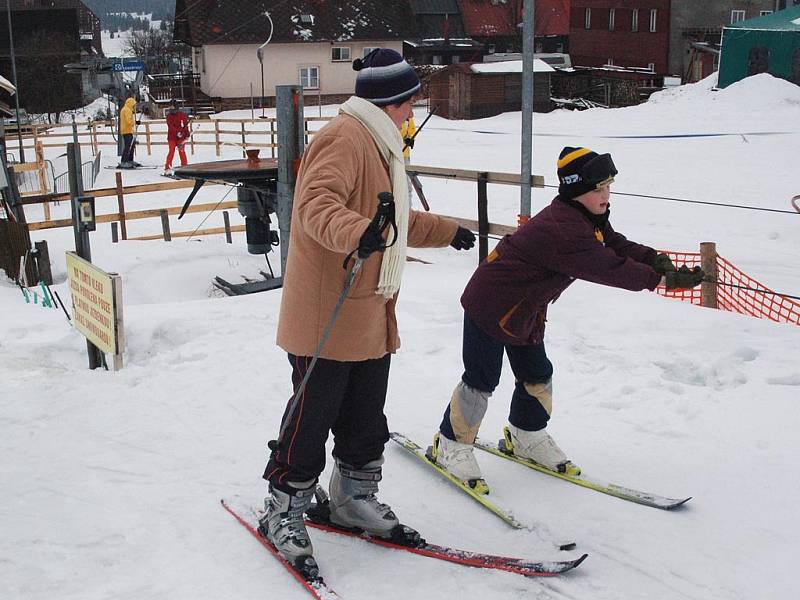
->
[83, 0, 174, 31]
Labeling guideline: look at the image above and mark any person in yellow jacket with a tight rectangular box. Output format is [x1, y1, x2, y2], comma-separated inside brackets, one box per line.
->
[119, 96, 140, 168]
[400, 116, 415, 163]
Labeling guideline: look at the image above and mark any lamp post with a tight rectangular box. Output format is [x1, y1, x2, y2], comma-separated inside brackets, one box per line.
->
[256, 11, 274, 119]
[6, 0, 24, 162]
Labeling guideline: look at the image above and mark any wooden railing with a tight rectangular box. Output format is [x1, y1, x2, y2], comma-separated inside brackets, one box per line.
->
[20, 165, 544, 259]
[5, 116, 334, 159]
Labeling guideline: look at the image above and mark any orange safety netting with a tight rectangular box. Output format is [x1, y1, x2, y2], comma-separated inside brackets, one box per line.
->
[655, 251, 800, 326]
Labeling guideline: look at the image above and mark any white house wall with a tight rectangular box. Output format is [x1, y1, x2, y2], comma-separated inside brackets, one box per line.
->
[198, 41, 404, 99]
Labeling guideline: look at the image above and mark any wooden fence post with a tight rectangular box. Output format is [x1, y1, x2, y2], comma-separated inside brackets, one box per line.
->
[160, 209, 172, 241]
[34, 141, 51, 221]
[145, 122, 152, 155]
[477, 172, 489, 263]
[222, 210, 233, 243]
[115, 172, 128, 240]
[700, 241, 718, 309]
[91, 122, 98, 155]
[269, 119, 275, 158]
[215, 120, 221, 156]
[111, 221, 119, 243]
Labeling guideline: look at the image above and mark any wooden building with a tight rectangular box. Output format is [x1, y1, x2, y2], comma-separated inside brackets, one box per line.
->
[429, 59, 554, 119]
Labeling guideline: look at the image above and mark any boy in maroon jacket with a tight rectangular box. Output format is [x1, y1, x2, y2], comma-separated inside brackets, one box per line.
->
[431, 146, 704, 493]
[163, 100, 190, 176]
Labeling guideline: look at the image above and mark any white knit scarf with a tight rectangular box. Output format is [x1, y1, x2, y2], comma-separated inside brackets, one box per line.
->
[340, 96, 409, 299]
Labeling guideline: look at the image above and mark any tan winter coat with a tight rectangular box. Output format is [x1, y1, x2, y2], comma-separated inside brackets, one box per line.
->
[276, 113, 459, 361]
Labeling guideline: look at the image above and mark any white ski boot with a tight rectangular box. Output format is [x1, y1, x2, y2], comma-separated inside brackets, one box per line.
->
[328, 457, 400, 538]
[502, 425, 581, 476]
[431, 432, 489, 494]
[258, 483, 318, 578]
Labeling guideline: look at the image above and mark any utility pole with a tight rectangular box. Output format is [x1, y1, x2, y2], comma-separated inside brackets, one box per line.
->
[6, 0, 25, 162]
[519, 0, 534, 220]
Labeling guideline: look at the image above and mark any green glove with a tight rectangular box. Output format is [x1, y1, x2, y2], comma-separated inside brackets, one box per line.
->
[665, 265, 705, 290]
[651, 253, 676, 275]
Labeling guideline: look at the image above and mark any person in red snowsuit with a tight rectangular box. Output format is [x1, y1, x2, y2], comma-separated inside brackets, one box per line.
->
[164, 100, 190, 174]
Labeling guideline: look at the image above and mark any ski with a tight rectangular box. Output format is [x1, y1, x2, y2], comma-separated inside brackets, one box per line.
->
[104, 165, 161, 170]
[388, 432, 526, 531]
[474, 436, 691, 510]
[305, 498, 587, 577]
[220, 499, 341, 600]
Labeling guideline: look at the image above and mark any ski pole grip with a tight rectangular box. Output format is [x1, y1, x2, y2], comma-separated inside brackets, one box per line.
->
[374, 191, 395, 231]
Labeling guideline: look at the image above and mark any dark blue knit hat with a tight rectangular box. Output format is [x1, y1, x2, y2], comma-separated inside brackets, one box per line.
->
[353, 48, 421, 106]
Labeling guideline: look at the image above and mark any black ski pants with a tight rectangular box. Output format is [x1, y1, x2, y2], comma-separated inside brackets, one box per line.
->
[264, 352, 391, 492]
[121, 134, 135, 163]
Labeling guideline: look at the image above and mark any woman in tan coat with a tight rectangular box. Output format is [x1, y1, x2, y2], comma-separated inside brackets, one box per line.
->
[260, 49, 475, 577]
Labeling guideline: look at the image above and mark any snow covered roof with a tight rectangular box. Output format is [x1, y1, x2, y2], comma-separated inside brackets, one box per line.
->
[174, 0, 416, 46]
[726, 6, 800, 31]
[471, 59, 555, 74]
[0, 74, 16, 95]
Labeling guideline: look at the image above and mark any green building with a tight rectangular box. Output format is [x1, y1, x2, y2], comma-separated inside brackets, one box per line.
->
[718, 6, 800, 88]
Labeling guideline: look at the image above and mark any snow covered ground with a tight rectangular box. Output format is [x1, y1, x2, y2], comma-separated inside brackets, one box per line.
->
[2, 73, 799, 599]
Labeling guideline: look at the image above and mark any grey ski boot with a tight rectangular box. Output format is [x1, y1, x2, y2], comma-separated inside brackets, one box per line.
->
[258, 483, 318, 578]
[328, 456, 421, 546]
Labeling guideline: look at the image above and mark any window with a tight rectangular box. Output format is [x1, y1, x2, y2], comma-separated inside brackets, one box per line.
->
[299, 66, 319, 89]
[607, 58, 614, 66]
[760, 11, 772, 16]
[648, 62, 655, 72]
[487, 44, 496, 54]
[432, 55, 443, 65]
[609, 9, 615, 31]
[452, 55, 461, 64]
[731, 10, 746, 24]
[331, 46, 351, 62]
[362, 47, 378, 58]
[631, 8, 639, 32]
[585, 7, 591, 29]
[649, 9, 657, 32]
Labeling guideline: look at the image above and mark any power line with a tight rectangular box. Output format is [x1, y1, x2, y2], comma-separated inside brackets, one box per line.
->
[540, 184, 800, 216]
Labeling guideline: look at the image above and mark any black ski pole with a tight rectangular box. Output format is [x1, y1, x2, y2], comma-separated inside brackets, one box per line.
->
[402, 105, 438, 153]
[273, 192, 397, 446]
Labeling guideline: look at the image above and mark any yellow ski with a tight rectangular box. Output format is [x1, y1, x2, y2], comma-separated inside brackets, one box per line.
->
[389, 432, 526, 529]
[474, 435, 691, 510]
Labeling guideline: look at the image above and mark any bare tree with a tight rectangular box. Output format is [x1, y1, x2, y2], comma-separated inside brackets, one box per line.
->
[124, 22, 186, 74]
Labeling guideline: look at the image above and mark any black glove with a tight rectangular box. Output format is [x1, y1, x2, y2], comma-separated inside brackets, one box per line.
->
[357, 221, 385, 259]
[450, 226, 475, 251]
[403, 137, 414, 149]
[665, 265, 705, 290]
[651, 253, 676, 275]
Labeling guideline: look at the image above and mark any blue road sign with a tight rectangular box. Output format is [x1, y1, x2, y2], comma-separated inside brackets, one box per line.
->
[112, 60, 146, 72]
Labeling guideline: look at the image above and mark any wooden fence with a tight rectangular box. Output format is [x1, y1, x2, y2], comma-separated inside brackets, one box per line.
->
[5, 116, 334, 160]
[18, 166, 545, 255]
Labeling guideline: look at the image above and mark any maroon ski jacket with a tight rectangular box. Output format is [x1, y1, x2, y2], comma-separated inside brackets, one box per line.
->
[166, 109, 190, 142]
[461, 197, 662, 345]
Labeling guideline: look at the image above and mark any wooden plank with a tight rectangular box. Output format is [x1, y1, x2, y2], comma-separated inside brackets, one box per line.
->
[407, 164, 545, 188]
[21, 178, 203, 205]
[129, 224, 246, 241]
[27, 200, 240, 231]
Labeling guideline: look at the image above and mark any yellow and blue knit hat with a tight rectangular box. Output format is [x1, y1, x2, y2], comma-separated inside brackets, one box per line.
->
[557, 147, 617, 200]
